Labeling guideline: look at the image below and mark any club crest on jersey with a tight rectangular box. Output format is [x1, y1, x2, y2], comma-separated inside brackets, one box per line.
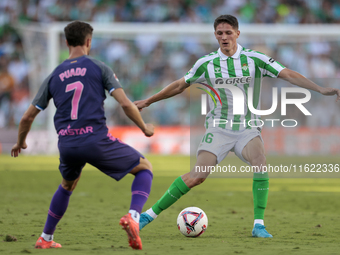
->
[214, 67, 221, 73]
[242, 63, 249, 71]
[114, 73, 119, 81]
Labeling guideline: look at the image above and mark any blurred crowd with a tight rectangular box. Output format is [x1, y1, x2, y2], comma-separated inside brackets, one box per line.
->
[0, 25, 29, 128]
[1, 0, 340, 129]
[2, 0, 340, 24]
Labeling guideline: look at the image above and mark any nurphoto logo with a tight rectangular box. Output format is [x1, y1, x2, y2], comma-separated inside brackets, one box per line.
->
[199, 77, 312, 128]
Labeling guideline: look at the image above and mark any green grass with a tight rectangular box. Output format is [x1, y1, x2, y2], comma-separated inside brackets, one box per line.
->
[1, 154, 340, 255]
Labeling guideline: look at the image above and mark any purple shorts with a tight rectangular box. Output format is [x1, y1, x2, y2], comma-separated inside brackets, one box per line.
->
[58, 136, 144, 181]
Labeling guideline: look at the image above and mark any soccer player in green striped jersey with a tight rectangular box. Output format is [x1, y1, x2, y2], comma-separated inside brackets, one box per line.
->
[135, 15, 340, 238]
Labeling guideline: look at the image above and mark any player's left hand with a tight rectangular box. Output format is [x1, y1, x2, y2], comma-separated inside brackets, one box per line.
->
[134, 99, 150, 111]
[11, 143, 27, 157]
[320, 87, 340, 101]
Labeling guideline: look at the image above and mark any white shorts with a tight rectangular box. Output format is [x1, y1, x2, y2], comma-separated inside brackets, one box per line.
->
[197, 128, 263, 165]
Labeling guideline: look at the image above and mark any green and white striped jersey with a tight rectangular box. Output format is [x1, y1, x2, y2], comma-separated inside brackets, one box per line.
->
[184, 44, 285, 131]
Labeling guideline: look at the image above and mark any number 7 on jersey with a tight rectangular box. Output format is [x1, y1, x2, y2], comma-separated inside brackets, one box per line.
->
[65, 81, 84, 120]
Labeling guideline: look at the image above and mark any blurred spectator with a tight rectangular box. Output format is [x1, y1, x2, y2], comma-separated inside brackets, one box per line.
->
[92, 3, 114, 22]
[8, 53, 29, 85]
[0, 55, 15, 127]
[105, 39, 129, 63]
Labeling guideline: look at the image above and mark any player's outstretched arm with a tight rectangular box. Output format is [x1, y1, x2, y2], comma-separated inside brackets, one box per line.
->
[134, 77, 189, 110]
[278, 68, 340, 101]
[111, 88, 154, 137]
[11, 104, 41, 157]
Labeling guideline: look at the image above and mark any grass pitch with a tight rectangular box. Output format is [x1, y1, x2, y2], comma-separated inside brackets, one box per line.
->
[1, 154, 340, 255]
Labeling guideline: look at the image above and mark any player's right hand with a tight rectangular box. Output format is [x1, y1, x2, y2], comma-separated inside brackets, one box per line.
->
[11, 142, 27, 157]
[320, 87, 340, 101]
[134, 99, 150, 111]
[143, 123, 154, 137]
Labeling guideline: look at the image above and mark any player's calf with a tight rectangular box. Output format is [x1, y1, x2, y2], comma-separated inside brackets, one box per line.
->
[139, 176, 191, 230]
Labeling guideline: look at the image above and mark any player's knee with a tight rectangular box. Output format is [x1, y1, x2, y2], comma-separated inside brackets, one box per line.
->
[146, 160, 153, 173]
[61, 182, 74, 191]
[190, 178, 206, 188]
[251, 153, 266, 168]
[131, 157, 153, 175]
[61, 178, 79, 191]
[141, 157, 153, 172]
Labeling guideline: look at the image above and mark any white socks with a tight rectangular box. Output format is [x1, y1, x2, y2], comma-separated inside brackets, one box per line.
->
[129, 210, 140, 223]
[41, 232, 53, 241]
[254, 219, 264, 226]
[146, 208, 158, 219]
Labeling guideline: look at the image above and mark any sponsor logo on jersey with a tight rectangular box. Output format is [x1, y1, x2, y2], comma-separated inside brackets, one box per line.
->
[269, 58, 275, 63]
[215, 76, 252, 85]
[58, 125, 93, 136]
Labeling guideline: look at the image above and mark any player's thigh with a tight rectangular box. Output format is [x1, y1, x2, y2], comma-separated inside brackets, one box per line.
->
[88, 138, 144, 181]
[241, 136, 266, 167]
[58, 145, 86, 181]
[197, 128, 236, 164]
[233, 129, 264, 165]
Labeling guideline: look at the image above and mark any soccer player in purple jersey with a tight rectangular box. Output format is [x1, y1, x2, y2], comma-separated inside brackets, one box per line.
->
[11, 21, 153, 250]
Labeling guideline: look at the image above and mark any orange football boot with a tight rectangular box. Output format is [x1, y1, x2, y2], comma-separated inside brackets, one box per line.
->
[119, 213, 142, 250]
[35, 237, 62, 249]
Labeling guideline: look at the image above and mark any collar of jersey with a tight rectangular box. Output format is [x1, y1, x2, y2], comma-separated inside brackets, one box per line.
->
[218, 43, 242, 60]
[66, 55, 87, 62]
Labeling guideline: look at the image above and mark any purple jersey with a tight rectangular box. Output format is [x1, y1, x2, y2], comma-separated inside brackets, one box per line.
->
[32, 55, 122, 146]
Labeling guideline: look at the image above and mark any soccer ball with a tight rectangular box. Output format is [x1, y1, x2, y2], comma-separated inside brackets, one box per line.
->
[177, 207, 208, 237]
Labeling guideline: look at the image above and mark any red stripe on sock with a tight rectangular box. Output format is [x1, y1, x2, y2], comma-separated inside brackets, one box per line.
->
[48, 209, 62, 219]
[132, 190, 149, 198]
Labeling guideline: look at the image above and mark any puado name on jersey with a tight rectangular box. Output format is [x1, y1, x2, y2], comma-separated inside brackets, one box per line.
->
[59, 68, 87, 82]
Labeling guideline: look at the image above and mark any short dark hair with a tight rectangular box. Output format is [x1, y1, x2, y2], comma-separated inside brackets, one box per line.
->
[64, 21, 93, 47]
[214, 15, 239, 30]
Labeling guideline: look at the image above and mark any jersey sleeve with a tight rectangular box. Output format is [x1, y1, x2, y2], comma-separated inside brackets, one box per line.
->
[261, 54, 285, 78]
[90, 58, 122, 93]
[184, 58, 207, 85]
[32, 74, 53, 110]
[101, 64, 122, 93]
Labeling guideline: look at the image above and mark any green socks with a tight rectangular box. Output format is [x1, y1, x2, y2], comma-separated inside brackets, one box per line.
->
[150, 173, 268, 220]
[151, 176, 191, 215]
[253, 172, 269, 220]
